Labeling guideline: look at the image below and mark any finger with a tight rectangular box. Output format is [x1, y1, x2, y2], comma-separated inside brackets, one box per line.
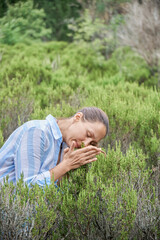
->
[80, 154, 99, 165]
[76, 145, 101, 154]
[84, 153, 99, 160]
[78, 151, 100, 161]
[99, 149, 106, 157]
[69, 141, 75, 153]
[64, 147, 69, 154]
[87, 157, 97, 163]
[81, 157, 97, 166]
[72, 149, 100, 160]
[81, 146, 106, 157]
[81, 150, 101, 157]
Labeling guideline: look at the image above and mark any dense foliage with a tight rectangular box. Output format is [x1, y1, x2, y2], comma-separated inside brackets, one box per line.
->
[0, 42, 159, 165]
[0, 41, 160, 239]
[0, 0, 160, 239]
[0, 0, 51, 45]
[0, 146, 159, 239]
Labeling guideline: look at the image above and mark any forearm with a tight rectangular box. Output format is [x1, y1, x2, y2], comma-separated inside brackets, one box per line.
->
[49, 161, 70, 182]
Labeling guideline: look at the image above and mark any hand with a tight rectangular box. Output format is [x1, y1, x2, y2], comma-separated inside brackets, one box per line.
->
[62, 141, 102, 171]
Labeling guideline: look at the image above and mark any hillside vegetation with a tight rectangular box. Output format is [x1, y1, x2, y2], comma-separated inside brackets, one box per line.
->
[0, 0, 160, 239]
[0, 40, 159, 240]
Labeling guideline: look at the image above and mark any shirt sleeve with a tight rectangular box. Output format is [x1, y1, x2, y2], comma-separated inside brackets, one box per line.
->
[15, 127, 56, 187]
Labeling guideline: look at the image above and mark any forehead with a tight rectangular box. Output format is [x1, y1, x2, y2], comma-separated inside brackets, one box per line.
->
[84, 121, 106, 140]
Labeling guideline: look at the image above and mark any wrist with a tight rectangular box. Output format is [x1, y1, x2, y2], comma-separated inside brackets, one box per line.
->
[60, 159, 70, 173]
[49, 161, 69, 182]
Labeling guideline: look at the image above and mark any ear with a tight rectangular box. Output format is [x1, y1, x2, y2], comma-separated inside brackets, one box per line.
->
[73, 112, 83, 122]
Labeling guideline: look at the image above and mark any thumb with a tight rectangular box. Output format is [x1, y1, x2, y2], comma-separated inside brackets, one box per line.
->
[64, 147, 69, 155]
[69, 141, 75, 153]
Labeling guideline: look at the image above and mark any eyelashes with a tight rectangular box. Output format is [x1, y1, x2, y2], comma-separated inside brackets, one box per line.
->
[90, 141, 97, 146]
[86, 129, 98, 146]
[87, 131, 97, 146]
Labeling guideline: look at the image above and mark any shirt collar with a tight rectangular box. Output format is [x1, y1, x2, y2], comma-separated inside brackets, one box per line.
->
[46, 114, 62, 140]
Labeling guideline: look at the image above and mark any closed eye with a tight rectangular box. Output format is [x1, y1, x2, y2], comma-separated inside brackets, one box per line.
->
[90, 141, 97, 146]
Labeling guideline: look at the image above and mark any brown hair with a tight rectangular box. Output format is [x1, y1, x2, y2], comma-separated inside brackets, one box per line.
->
[77, 107, 109, 137]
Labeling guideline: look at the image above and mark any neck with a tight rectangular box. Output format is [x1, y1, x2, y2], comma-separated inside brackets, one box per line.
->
[57, 118, 72, 141]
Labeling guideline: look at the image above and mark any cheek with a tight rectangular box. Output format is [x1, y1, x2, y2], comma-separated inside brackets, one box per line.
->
[68, 124, 86, 140]
[72, 129, 85, 140]
[77, 131, 86, 140]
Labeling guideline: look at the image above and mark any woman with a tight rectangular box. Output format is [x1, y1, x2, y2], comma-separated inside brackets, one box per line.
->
[0, 107, 109, 187]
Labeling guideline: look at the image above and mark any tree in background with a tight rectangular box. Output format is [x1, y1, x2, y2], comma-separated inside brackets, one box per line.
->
[33, 0, 81, 41]
[77, 0, 130, 23]
[0, 0, 130, 42]
[0, 0, 26, 18]
[0, 0, 81, 42]
[0, 0, 51, 45]
[68, 0, 129, 58]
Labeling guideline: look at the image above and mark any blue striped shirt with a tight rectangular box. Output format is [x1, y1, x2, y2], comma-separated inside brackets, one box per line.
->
[0, 115, 65, 187]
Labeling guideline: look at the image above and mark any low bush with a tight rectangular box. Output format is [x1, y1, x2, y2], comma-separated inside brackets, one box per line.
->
[0, 146, 159, 239]
[83, 83, 160, 166]
[0, 41, 159, 238]
[0, 78, 34, 144]
[0, 42, 159, 163]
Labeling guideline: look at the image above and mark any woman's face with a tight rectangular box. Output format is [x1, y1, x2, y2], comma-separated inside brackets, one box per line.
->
[64, 113, 106, 148]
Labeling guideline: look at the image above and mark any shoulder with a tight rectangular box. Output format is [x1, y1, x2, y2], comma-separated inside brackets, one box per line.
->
[18, 115, 62, 147]
[15, 119, 48, 148]
[45, 115, 62, 141]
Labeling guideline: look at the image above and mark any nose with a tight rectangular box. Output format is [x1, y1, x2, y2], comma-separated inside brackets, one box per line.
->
[83, 138, 91, 147]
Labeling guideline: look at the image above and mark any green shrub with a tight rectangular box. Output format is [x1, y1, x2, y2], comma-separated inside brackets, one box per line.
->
[0, 78, 34, 141]
[0, 0, 51, 45]
[0, 176, 63, 239]
[0, 146, 159, 239]
[102, 47, 154, 87]
[0, 42, 159, 164]
[0, 42, 154, 88]
[0, 41, 159, 238]
[83, 83, 160, 166]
